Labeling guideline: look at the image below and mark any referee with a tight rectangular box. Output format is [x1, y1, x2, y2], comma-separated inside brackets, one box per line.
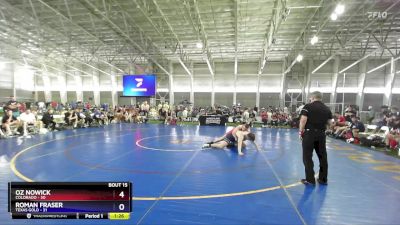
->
[299, 91, 333, 185]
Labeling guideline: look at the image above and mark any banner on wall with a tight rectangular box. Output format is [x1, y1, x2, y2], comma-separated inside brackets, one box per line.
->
[199, 115, 227, 126]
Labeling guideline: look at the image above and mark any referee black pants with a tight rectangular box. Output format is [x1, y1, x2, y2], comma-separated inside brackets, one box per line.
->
[302, 130, 328, 183]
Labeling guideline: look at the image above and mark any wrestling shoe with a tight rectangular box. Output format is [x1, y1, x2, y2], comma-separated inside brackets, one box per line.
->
[202, 143, 211, 149]
[300, 179, 315, 185]
[317, 179, 328, 185]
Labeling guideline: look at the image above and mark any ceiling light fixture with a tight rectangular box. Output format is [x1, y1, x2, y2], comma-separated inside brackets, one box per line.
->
[21, 50, 31, 55]
[330, 12, 338, 21]
[335, 4, 345, 15]
[310, 35, 319, 45]
[296, 54, 303, 62]
[196, 42, 203, 49]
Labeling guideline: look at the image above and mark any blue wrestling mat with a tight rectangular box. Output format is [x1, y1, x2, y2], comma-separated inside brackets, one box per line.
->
[0, 123, 399, 224]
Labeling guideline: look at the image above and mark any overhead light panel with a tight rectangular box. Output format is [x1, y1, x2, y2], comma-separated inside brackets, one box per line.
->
[334, 4, 345, 15]
[24, 64, 32, 69]
[0, 62, 5, 70]
[310, 35, 319, 45]
[330, 13, 338, 21]
[196, 42, 203, 49]
[296, 54, 303, 62]
[21, 50, 31, 55]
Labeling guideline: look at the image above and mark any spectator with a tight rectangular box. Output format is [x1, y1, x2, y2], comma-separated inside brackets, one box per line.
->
[65, 109, 78, 127]
[1, 110, 20, 136]
[133, 109, 143, 123]
[75, 109, 86, 127]
[283, 107, 289, 114]
[124, 109, 133, 123]
[281, 113, 289, 126]
[163, 102, 170, 112]
[350, 116, 365, 141]
[260, 108, 268, 128]
[335, 112, 346, 124]
[385, 116, 400, 150]
[141, 101, 150, 117]
[168, 115, 178, 125]
[182, 108, 188, 120]
[51, 101, 58, 109]
[253, 106, 258, 115]
[176, 109, 183, 120]
[250, 108, 256, 119]
[83, 109, 93, 126]
[367, 106, 375, 124]
[376, 112, 390, 129]
[271, 113, 278, 127]
[19, 109, 38, 136]
[6, 96, 20, 117]
[92, 109, 102, 125]
[389, 106, 398, 116]
[37, 101, 46, 111]
[242, 108, 250, 123]
[330, 112, 346, 134]
[343, 105, 357, 123]
[296, 102, 305, 115]
[42, 109, 56, 130]
[114, 107, 124, 123]
[215, 107, 223, 115]
[267, 109, 273, 124]
[149, 107, 158, 119]
[107, 110, 114, 122]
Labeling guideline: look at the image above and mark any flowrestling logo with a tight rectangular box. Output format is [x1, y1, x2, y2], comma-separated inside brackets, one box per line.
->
[123, 75, 156, 96]
[135, 78, 143, 87]
[131, 78, 146, 92]
[367, 11, 387, 20]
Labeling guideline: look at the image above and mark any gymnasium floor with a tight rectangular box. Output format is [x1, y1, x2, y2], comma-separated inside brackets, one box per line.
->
[1, 123, 399, 225]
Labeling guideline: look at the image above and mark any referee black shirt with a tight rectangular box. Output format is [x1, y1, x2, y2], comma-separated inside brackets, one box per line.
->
[301, 101, 332, 130]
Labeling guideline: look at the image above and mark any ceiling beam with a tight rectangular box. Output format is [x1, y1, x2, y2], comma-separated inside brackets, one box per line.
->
[311, 55, 334, 74]
[0, 39, 92, 79]
[284, 0, 324, 59]
[338, 48, 381, 74]
[258, 0, 286, 75]
[109, 0, 175, 71]
[372, 34, 396, 58]
[79, 0, 172, 76]
[285, 1, 374, 72]
[367, 54, 400, 74]
[35, 0, 125, 73]
[134, 0, 192, 76]
[184, 0, 215, 76]
[234, 0, 238, 76]
[313, 1, 379, 59]
[311, 2, 400, 73]
[0, 3, 119, 77]
[0, 0, 124, 77]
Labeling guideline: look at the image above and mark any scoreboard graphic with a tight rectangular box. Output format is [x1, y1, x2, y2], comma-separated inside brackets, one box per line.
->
[8, 182, 132, 220]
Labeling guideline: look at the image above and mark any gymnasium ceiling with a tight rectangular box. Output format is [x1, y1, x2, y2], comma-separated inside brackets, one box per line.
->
[0, 0, 399, 76]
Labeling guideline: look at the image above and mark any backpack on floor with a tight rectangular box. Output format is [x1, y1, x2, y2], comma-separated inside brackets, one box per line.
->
[360, 135, 385, 148]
